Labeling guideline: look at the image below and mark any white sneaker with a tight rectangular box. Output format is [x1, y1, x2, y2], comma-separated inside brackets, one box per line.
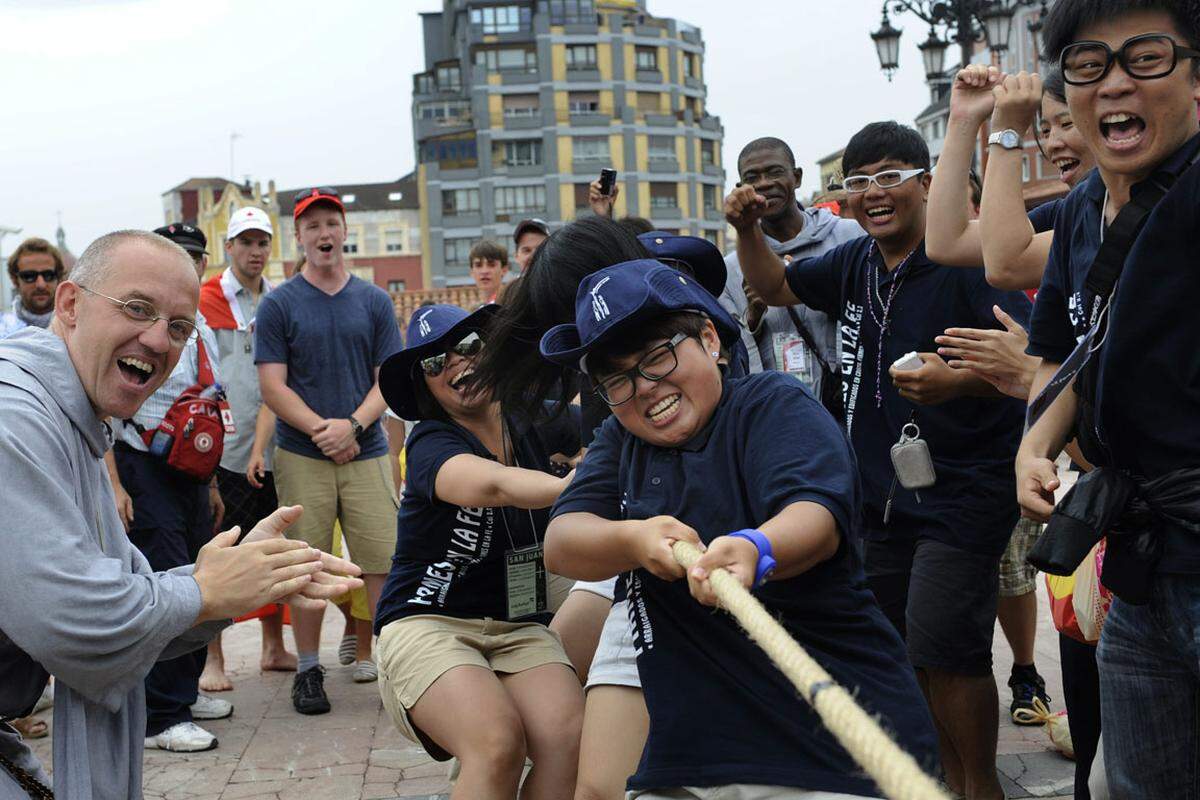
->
[189, 695, 233, 720]
[144, 721, 217, 752]
[352, 659, 378, 683]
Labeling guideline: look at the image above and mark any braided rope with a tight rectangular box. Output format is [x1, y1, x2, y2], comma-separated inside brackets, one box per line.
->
[671, 540, 949, 800]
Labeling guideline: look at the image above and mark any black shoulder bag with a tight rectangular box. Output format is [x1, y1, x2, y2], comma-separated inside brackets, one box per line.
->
[784, 306, 845, 424]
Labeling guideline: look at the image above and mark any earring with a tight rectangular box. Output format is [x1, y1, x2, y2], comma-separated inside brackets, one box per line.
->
[711, 351, 720, 357]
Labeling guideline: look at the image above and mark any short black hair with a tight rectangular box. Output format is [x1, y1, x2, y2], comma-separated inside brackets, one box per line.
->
[617, 216, 655, 236]
[1041, 63, 1067, 104]
[841, 121, 930, 176]
[968, 169, 983, 209]
[469, 239, 508, 266]
[586, 311, 725, 380]
[1041, 0, 1200, 63]
[737, 137, 796, 172]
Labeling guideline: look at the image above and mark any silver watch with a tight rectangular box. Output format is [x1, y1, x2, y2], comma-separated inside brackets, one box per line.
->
[987, 128, 1022, 150]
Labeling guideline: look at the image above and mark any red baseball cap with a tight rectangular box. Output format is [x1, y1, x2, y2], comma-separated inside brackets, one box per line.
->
[293, 187, 345, 221]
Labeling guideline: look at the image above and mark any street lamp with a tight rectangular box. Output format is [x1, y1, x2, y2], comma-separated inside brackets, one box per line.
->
[917, 27, 950, 82]
[871, 11, 903, 80]
[980, 0, 1017, 53]
[1026, 0, 1049, 60]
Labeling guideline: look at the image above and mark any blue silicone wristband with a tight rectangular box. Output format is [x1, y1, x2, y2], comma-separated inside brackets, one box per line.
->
[727, 529, 777, 588]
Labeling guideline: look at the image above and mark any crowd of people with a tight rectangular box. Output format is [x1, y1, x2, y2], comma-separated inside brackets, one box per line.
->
[2, 1, 1199, 798]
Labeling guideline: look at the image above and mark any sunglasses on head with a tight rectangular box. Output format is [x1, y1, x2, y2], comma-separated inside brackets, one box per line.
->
[17, 269, 59, 284]
[420, 331, 484, 377]
[294, 186, 340, 203]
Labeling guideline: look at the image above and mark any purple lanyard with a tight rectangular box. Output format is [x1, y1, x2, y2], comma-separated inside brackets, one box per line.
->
[864, 241, 917, 408]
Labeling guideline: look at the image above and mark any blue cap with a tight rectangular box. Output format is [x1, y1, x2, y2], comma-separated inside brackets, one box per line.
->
[637, 231, 727, 297]
[380, 304, 498, 420]
[539, 259, 739, 372]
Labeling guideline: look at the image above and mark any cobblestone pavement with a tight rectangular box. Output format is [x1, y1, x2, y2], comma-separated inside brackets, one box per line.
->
[25, 581, 1080, 799]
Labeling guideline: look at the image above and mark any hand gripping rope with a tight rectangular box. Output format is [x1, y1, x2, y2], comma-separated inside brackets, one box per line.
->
[670, 540, 950, 800]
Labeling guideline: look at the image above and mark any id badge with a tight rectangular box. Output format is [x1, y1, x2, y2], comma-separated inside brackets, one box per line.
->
[504, 544, 547, 620]
[772, 332, 813, 384]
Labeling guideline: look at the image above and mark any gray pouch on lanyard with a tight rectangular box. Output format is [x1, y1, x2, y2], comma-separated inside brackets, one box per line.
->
[891, 422, 936, 490]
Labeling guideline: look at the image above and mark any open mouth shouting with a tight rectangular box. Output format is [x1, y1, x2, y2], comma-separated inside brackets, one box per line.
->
[449, 364, 474, 392]
[116, 355, 157, 387]
[1099, 112, 1146, 153]
[864, 204, 896, 227]
[1053, 157, 1082, 184]
[646, 392, 681, 427]
[317, 243, 335, 254]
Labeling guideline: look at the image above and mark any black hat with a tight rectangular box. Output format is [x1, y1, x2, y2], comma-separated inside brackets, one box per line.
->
[153, 223, 208, 254]
[513, 218, 550, 245]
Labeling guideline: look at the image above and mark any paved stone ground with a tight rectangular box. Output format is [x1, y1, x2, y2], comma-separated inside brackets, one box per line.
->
[23, 599, 1078, 799]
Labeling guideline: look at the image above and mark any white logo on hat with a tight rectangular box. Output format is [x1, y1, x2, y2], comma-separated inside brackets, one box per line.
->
[590, 276, 611, 322]
[417, 310, 433, 338]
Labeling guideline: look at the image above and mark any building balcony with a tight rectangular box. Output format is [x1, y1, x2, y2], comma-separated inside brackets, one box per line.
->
[503, 114, 543, 130]
[495, 208, 547, 223]
[649, 206, 682, 220]
[644, 113, 678, 128]
[561, 21, 600, 35]
[441, 212, 483, 228]
[681, 29, 702, 45]
[648, 158, 679, 173]
[702, 163, 723, 177]
[704, 207, 724, 221]
[568, 111, 613, 127]
[566, 67, 602, 82]
[684, 76, 704, 90]
[635, 69, 664, 83]
[699, 116, 721, 132]
[415, 116, 475, 140]
[634, 22, 666, 37]
[493, 163, 545, 177]
[500, 69, 541, 85]
[572, 159, 611, 174]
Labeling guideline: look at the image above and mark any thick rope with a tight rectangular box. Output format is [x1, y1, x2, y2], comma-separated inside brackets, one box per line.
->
[671, 540, 950, 800]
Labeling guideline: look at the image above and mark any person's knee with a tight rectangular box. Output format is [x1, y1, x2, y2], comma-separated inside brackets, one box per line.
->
[460, 714, 528, 779]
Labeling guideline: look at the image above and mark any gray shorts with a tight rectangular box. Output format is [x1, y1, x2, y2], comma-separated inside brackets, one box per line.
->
[585, 598, 642, 690]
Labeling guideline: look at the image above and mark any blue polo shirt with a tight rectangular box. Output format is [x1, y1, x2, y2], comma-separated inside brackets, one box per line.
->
[552, 372, 938, 795]
[374, 404, 579, 633]
[1028, 197, 1064, 234]
[255, 273, 403, 461]
[784, 237, 1031, 556]
[1029, 133, 1200, 574]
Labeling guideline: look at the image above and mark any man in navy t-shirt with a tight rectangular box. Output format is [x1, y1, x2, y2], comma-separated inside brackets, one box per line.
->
[1017, 2, 1200, 795]
[733, 121, 1031, 800]
[256, 187, 403, 715]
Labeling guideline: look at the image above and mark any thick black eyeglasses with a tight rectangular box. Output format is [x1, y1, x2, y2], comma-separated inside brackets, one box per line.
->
[293, 186, 340, 203]
[593, 332, 690, 406]
[1061, 33, 1200, 85]
[420, 331, 484, 377]
[17, 269, 59, 284]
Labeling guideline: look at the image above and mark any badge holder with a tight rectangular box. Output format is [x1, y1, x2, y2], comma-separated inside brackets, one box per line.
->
[884, 422, 936, 524]
[504, 540, 547, 620]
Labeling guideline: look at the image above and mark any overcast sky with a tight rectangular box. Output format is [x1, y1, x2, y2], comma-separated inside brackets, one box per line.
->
[0, 0, 932, 255]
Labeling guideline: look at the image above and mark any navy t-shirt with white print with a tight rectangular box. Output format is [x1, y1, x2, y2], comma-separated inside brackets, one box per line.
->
[373, 405, 579, 633]
[1028, 134, 1200, 573]
[784, 237, 1031, 556]
[552, 372, 939, 795]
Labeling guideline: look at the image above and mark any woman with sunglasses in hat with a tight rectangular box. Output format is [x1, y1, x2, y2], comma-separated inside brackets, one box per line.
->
[372, 303, 584, 800]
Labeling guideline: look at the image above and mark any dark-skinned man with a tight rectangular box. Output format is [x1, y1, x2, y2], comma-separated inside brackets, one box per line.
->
[719, 138, 861, 414]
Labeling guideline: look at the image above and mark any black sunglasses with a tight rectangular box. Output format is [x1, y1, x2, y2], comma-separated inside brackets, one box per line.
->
[17, 269, 59, 284]
[293, 186, 340, 203]
[420, 331, 484, 377]
[1061, 33, 1200, 86]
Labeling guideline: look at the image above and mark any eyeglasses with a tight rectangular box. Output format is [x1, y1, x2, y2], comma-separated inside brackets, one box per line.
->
[1061, 33, 1200, 86]
[77, 285, 198, 347]
[17, 269, 59, 284]
[843, 168, 926, 194]
[593, 332, 690, 406]
[294, 186, 340, 203]
[420, 331, 484, 377]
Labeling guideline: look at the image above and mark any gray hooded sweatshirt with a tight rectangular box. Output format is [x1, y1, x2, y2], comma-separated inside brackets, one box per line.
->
[0, 327, 226, 799]
[721, 205, 863, 394]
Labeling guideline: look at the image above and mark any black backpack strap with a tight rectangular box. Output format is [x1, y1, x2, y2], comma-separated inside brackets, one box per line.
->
[783, 305, 835, 373]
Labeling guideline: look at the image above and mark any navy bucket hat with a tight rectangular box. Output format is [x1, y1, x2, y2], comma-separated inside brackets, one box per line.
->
[539, 259, 739, 372]
[637, 231, 727, 297]
[380, 304, 499, 420]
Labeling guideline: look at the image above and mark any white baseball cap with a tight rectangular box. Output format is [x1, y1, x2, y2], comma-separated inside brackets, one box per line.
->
[227, 206, 273, 240]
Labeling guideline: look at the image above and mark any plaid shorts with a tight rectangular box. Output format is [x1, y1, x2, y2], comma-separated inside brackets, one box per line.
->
[999, 517, 1043, 597]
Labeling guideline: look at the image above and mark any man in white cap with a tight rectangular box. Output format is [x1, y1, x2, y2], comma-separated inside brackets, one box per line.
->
[197, 206, 296, 693]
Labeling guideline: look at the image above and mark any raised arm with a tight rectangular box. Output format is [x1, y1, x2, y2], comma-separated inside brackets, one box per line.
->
[980, 72, 1055, 291]
[926, 65, 1001, 266]
[725, 185, 800, 307]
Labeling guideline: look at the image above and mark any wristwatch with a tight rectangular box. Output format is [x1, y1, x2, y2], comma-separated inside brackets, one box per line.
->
[727, 529, 777, 588]
[987, 128, 1022, 150]
[348, 415, 364, 438]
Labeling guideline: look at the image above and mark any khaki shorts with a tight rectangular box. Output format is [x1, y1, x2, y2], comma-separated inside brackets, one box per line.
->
[999, 517, 1043, 597]
[628, 787, 881, 799]
[273, 447, 398, 574]
[376, 614, 572, 760]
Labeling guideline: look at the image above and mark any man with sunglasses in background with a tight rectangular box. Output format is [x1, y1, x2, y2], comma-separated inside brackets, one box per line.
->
[1016, 2, 1200, 794]
[718, 138, 862, 408]
[6, 237, 66, 331]
[257, 187, 404, 714]
[733, 121, 1032, 800]
[103, 222, 232, 753]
